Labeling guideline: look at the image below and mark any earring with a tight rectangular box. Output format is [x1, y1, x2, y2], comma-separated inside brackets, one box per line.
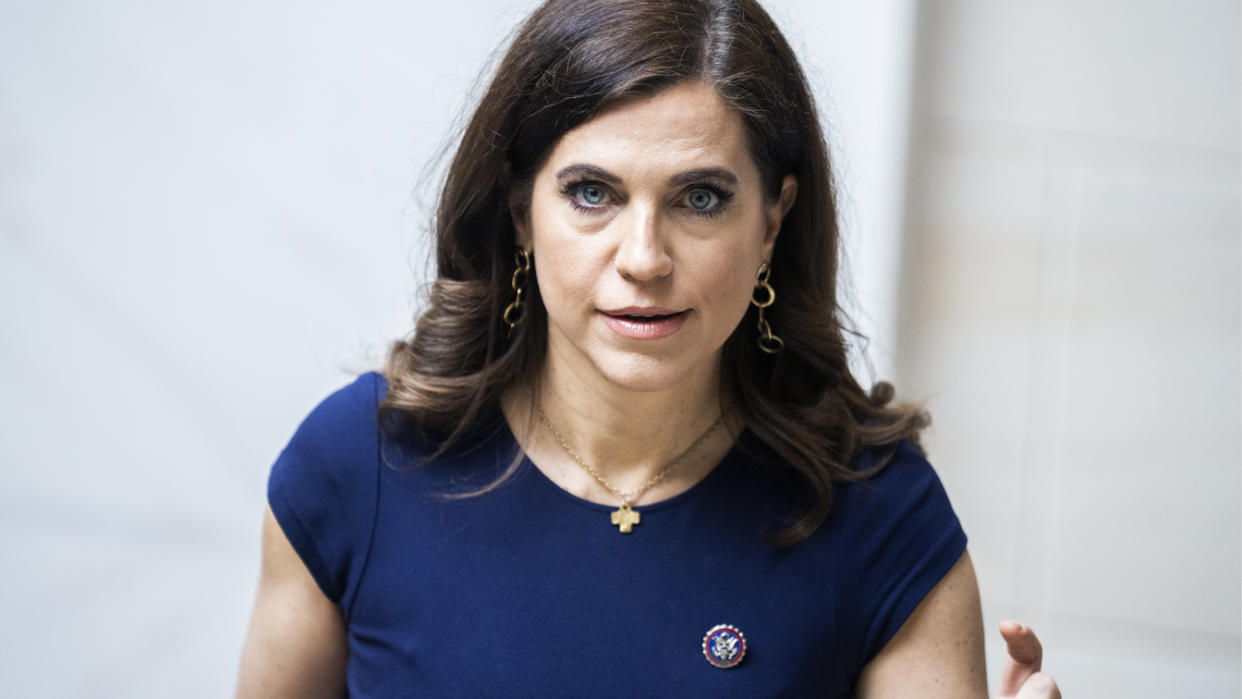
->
[503, 247, 532, 333]
[751, 261, 783, 354]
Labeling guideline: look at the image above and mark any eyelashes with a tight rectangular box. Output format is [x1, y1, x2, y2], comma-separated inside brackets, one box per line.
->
[560, 180, 611, 213]
[559, 179, 735, 219]
[681, 184, 733, 218]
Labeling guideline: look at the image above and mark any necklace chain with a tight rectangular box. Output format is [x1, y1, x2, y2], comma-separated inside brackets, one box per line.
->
[535, 407, 724, 507]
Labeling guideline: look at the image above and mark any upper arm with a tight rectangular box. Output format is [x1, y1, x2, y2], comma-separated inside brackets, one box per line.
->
[235, 506, 348, 699]
[855, 549, 987, 698]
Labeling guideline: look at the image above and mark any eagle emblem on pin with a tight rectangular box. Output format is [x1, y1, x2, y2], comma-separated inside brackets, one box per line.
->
[702, 624, 746, 669]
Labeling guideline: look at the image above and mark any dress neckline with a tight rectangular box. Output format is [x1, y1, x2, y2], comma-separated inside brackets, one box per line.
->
[496, 415, 745, 514]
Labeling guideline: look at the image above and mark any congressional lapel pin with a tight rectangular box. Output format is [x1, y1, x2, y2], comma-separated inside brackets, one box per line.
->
[702, 624, 746, 669]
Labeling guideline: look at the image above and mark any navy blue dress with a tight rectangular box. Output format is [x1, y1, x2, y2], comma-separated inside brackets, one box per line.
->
[268, 372, 966, 697]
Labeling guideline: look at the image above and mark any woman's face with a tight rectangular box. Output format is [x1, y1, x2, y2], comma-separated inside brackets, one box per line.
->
[513, 81, 796, 395]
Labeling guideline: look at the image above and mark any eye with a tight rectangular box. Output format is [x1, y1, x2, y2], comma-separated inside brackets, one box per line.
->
[560, 179, 615, 213]
[686, 188, 719, 211]
[680, 184, 733, 218]
[581, 185, 607, 205]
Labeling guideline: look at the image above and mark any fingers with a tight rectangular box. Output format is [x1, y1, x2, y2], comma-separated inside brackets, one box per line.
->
[1000, 620, 1043, 665]
[1014, 672, 1061, 699]
[996, 620, 1044, 697]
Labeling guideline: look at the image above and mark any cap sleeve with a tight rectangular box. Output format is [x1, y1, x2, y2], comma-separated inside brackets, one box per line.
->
[267, 372, 384, 616]
[834, 441, 968, 671]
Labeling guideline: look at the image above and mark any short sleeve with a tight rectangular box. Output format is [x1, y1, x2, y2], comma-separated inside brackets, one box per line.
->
[267, 372, 384, 616]
[834, 440, 968, 671]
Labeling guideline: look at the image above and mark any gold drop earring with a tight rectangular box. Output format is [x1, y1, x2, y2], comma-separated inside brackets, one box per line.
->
[503, 247, 532, 334]
[750, 261, 783, 354]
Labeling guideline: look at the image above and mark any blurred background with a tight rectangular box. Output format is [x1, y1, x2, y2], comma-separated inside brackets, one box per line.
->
[1, 0, 1237, 696]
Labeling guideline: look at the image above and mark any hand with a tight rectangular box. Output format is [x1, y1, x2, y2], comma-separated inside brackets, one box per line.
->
[995, 621, 1061, 698]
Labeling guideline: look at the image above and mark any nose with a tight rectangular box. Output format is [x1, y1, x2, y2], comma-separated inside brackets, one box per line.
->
[614, 204, 673, 281]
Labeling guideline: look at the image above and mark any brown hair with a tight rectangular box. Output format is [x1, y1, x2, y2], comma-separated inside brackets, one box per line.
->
[381, 0, 927, 546]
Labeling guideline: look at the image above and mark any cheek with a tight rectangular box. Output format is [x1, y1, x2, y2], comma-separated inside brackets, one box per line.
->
[533, 246, 597, 321]
[530, 208, 581, 300]
[529, 206, 615, 314]
[694, 245, 761, 321]
[723, 269, 758, 326]
[537, 265, 589, 301]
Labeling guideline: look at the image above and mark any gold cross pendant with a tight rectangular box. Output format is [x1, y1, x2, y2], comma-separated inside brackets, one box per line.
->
[610, 504, 641, 533]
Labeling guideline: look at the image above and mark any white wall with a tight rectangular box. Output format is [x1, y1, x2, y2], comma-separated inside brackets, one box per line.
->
[770, 0, 920, 383]
[0, 1, 915, 695]
[0, 1, 533, 695]
[899, 1, 1241, 696]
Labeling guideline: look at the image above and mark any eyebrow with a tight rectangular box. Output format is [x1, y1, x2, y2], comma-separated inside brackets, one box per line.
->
[554, 164, 622, 184]
[668, 168, 738, 187]
[554, 164, 739, 188]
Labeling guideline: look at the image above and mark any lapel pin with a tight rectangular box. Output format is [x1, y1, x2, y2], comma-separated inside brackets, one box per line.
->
[702, 624, 746, 669]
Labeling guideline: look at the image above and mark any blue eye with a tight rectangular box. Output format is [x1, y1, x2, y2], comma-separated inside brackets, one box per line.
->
[560, 180, 613, 213]
[580, 185, 607, 205]
[687, 188, 718, 211]
[682, 185, 733, 218]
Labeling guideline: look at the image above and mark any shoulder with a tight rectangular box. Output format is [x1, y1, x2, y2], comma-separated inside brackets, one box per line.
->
[276, 371, 389, 469]
[832, 439, 963, 548]
[285, 371, 386, 449]
[854, 439, 935, 479]
[268, 371, 386, 501]
[830, 440, 969, 670]
[266, 371, 387, 609]
[835, 441, 955, 518]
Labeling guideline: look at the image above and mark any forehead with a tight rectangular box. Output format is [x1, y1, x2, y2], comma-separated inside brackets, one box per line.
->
[543, 81, 755, 181]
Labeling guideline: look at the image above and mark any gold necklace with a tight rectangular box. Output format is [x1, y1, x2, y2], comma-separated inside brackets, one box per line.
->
[535, 407, 725, 533]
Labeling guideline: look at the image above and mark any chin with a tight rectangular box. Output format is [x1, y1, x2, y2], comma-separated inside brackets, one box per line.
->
[592, 349, 717, 394]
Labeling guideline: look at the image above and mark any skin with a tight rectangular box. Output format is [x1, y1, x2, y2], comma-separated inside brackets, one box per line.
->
[996, 621, 1063, 699]
[236, 508, 346, 699]
[235, 81, 1061, 698]
[505, 80, 795, 504]
[858, 550, 988, 696]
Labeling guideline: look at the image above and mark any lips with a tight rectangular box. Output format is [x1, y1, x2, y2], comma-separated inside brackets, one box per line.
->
[599, 307, 688, 340]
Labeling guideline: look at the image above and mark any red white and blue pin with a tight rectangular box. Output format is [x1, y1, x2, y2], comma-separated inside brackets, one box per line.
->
[702, 624, 746, 669]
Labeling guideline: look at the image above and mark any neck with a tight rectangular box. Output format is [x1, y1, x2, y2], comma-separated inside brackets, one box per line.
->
[502, 351, 736, 505]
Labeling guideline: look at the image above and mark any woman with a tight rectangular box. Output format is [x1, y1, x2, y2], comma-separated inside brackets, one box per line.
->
[238, 0, 1061, 696]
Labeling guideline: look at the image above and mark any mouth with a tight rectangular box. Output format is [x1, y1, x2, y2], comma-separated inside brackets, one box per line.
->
[603, 306, 683, 319]
[599, 307, 689, 340]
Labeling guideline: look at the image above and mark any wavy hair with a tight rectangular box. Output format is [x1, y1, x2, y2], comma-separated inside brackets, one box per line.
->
[381, 0, 928, 546]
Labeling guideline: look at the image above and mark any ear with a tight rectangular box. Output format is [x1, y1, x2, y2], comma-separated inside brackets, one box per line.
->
[511, 197, 531, 252]
[509, 190, 532, 249]
[762, 174, 798, 255]
[504, 160, 534, 249]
